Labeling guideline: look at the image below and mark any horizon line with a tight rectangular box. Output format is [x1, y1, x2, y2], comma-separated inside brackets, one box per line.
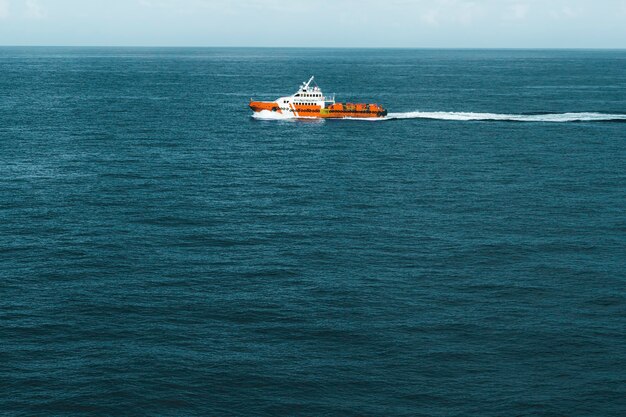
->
[1, 45, 625, 51]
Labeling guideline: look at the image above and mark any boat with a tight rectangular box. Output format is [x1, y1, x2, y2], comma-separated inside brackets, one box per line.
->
[249, 76, 387, 119]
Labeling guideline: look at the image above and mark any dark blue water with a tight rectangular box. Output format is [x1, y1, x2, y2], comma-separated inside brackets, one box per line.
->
[1, 47, 625, 416]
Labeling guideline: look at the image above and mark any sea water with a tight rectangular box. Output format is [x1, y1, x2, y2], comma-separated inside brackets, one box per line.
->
[1, 47, 625, 416]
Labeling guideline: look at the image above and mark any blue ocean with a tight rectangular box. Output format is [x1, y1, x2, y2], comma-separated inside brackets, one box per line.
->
[1, 47, 625, 416]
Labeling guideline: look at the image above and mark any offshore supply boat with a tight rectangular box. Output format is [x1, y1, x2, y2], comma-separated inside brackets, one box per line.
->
[250, 76, 387, 119]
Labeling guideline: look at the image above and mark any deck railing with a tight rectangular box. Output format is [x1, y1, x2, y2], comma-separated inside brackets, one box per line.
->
[323, 93, 336, 103]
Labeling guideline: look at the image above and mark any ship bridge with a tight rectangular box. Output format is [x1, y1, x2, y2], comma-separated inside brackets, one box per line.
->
[293, 76, 335, 105]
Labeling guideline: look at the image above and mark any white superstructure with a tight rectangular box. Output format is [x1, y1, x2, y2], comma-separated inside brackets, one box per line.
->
[275, 76, 335, 115]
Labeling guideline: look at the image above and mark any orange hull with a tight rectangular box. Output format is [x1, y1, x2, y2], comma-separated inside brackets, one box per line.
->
[250, 76, 387, 119]
[250, 101, 387, 119]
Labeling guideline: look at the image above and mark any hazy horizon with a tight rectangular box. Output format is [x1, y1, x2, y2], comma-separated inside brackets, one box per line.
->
[2, 46, 626, 50]
[1, 0, 626, 49]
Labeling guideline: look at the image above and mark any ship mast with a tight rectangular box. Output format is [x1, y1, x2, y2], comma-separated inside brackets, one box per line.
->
[302, 76, 314, 90]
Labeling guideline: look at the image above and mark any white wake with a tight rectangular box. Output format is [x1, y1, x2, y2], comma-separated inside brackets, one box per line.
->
[252, 109, 626, 123]
[252, 110, 295, 120]
[385, 111, 626, 122]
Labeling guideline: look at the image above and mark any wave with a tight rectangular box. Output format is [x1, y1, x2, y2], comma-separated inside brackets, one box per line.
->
[385, 111, 626, 122]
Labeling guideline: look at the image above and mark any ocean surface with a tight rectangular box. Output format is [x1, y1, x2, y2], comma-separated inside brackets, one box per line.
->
[1, 47, 625, 416]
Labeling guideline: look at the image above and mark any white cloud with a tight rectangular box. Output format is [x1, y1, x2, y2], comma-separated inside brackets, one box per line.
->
[550, 5, 584, 19]
[455, 1, 482, 24]
[0, 0, 10, 19]
[25, 0, 45, 19]
[505, 3, 529, 20]
[420, 9, 441, 26]
[418, 0, 484, 26]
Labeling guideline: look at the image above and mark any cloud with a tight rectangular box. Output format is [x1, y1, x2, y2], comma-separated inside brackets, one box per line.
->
[455, 1, 482, 24]
[505, 3, 529, 20]
[0, 0, 9, 19]
[418, 0, 484, 26]
[25, 0, 45, 19]
[420, 8, 441, 26]
[550, 5, 584, 19]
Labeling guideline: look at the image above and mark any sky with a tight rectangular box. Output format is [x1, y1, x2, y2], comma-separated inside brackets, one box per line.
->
[0, 0, 625, 48]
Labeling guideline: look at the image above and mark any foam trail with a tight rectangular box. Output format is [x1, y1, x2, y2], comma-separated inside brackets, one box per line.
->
[252, 109, 626, 122]
[252, 110, 295, 120]
[386, 111, 626, 122]
[251, 110, 323, 122]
